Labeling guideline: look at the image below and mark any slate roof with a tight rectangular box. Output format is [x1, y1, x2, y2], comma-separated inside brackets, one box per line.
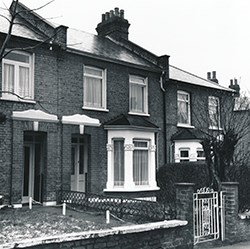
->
[67, 28, 159, 69]
[169, 65, 233, 92]
[104, 114, 159, 130]
[0, 8, 47, 41]
[171, 128, 204, 141]
[0, 4, 234, 92]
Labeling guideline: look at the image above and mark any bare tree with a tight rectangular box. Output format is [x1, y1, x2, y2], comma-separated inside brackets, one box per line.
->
[193, 91, 250, 190]
[0, 0, 55, 62]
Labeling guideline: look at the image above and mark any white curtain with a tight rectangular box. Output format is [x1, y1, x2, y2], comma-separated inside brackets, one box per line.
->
[19, 66, 30, 98]
[84, 77, 102, 107]
[114, 140, 124, 186]
[178, 94, 189, 124]
[130, 84, 144, 112]
[3, 64, 14, 93]
[133, 142, 148, 185]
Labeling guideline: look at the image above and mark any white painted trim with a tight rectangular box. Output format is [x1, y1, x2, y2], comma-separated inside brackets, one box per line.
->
[12, 203, 22, 208]
[82, 106, 109, 112]
[62, 114, 100, 126]
[177, 124, 195, 129]
[12, 109, 58, 122]
[42, 201, 57, 207]
[103, 186, 160, 192]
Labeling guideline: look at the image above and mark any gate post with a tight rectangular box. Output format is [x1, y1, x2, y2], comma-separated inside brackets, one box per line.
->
[221, 182, 239, 244]
[175, 183, 195, 246]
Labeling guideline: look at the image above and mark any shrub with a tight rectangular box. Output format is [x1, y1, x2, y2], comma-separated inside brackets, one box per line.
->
[156, 162, 210, 204]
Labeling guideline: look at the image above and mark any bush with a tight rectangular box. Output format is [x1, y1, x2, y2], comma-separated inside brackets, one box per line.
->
[156, 162, 210, 204]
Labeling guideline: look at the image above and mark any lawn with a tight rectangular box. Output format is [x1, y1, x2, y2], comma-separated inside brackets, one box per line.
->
[0, 205, 135, 246]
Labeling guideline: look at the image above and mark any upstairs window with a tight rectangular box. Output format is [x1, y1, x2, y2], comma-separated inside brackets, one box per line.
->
[177, 91, 191, 126]
[129, 75, 148, 114]
[83, 66, 106, 110]
[208, 96, 220, 129]
[2, 51, 34, 100]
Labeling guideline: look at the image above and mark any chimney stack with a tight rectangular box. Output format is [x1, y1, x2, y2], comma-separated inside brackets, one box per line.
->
[96, 7, 130, 40]
[207, 71, 218, 83]
[229, 78, 240, 96]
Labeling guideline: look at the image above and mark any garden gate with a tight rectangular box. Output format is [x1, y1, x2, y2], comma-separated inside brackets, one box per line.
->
[193, 187, 225, 245]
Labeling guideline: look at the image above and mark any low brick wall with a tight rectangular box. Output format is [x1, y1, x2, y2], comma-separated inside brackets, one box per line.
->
[2, 220, 192, 249]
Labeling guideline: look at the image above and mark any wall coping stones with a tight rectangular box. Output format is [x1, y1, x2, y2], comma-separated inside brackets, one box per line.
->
[1, 220, 188, 249]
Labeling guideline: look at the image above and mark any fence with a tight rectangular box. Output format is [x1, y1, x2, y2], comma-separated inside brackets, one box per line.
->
[57, 190, 176, 221]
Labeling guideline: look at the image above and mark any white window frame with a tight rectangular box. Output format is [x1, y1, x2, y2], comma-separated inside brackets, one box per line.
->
[208, 96, 221, 130]
[105, 130, 159, 192]
[113, 138, 125, 187]
[177, 91, 191, 127]
[174, 141, 205, 163]
[196, 148, 205, 161]
[179, 148, 190, 162]
[83, 65, 107, 111]
[129, 75, 148, 115]
[1, 51, 34, 101]
[133, 139, 149, 186]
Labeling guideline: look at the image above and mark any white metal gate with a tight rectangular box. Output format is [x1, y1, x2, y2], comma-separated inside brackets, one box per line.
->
[193, 187, 224, 245]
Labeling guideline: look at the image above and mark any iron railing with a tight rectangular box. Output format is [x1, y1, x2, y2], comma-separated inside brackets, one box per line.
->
[57, 190, 176, 221]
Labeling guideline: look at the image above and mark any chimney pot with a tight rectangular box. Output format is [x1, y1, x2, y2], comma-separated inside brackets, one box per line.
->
[115, 7, 119, 16]
[230, 79, 233, 86]
[105, 12, 110, 20]
[212, 71, 216, 79]
[234, 78, 238, 85]
[102, 14, 105, 22]
[120, 9, 124, 18]
[207, 72, 211, 80]
[110, 10, 114, 18]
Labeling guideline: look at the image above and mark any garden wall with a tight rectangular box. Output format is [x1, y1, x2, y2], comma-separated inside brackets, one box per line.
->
[3, 220, 191, 249]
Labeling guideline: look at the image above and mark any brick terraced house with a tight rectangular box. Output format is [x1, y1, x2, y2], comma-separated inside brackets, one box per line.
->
[0, 1, 235, 207]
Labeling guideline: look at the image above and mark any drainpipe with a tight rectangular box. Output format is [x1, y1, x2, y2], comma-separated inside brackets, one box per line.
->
[10, 118, 13, 205]
[160, 72, 167, 164]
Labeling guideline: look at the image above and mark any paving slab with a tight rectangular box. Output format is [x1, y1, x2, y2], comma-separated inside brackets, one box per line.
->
[212, 241, 250, 249]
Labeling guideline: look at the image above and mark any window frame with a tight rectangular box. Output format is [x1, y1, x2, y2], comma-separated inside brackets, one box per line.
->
[129, 75, 148, 115]
[208, 96, 221, 129]
[113, 138, 125, 187]
[177, 90, 191, 126]
[133, 139, 149, 186]
[105, 130, 159, 192]
[83, 65, 107, 111]
[196, 148, 205, 161]
[1, 51, 34, 101]
[179, 148, 190, 162]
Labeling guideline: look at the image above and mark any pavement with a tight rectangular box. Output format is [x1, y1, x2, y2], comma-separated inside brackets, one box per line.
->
[212, 241, 250, 249]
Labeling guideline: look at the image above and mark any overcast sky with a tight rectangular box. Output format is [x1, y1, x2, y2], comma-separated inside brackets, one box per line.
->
[1, 0, 249, 94]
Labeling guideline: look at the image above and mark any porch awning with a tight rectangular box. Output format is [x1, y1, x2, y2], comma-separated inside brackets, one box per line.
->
[12, 109, 58, 122]
[62, 114, 100, 126]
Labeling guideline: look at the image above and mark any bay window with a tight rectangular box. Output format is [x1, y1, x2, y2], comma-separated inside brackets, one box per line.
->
[105, 130, 158, 192]
[2, 51, 34, 100]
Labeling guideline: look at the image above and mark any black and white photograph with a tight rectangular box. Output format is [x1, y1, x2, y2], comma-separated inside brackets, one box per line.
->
[0, 0, 249, 248]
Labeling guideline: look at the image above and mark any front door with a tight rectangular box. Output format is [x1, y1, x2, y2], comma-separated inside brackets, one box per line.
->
[71, 136, 88, 192]
[22, 134, 43, 203]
